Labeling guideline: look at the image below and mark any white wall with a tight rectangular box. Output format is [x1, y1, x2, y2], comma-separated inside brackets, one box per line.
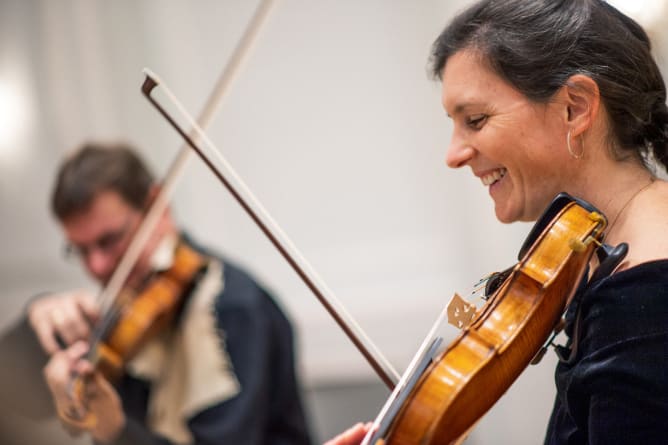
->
[2, 1, 666, 444]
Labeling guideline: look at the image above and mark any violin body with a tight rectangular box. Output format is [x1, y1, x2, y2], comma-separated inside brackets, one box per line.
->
[382, 196, 606, 444]
[93, 240, 206, 380]
[61, 239, 206, 429]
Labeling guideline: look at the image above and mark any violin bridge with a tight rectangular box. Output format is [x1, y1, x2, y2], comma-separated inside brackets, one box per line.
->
[447, 293, 477, 329]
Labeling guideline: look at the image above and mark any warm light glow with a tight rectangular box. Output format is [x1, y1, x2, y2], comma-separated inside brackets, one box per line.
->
[0, 80, 29, 162]
[607, 0, 668, 29]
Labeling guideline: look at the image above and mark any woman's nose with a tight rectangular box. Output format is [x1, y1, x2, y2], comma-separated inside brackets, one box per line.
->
[445, 135, 474, 169]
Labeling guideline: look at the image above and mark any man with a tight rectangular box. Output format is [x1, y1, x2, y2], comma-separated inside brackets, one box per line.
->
[4, 142, 312, 445]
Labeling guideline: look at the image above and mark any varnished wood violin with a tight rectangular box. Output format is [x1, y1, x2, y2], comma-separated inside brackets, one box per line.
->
[86, 240, 206, 381]
[363, 193, 610, 444]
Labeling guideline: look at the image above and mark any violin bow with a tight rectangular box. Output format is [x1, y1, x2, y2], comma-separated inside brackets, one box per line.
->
[64, 0, 279, 426]
[95, 0, 277, 319]
[141, 69, 401, 389]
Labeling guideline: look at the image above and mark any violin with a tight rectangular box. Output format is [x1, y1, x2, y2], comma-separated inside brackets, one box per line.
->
[141, 51, 625, 445]
[86, 240, 206, 381]
[58, 239, 206, 429]
[363, 194, 610, 444]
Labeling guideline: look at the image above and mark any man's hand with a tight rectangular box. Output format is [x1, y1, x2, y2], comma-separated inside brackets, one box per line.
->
[43, 341, 125, 443]
[28, 290, 99, 354]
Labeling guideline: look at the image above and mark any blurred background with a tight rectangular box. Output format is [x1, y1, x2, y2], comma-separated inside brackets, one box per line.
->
[1, 0, 666, 443]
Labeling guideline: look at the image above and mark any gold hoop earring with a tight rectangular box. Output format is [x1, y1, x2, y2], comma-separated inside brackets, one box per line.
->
[567, 130, 584, 159]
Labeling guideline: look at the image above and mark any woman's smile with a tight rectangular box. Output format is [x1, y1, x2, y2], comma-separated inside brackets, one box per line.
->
[480, 167, 507, 187]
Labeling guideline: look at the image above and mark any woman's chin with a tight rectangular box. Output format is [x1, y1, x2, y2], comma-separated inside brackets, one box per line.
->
[493, 201, 520, 224]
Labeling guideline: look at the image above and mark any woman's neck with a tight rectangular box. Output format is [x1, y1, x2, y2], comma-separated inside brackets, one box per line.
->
[571, 156, 655, 237]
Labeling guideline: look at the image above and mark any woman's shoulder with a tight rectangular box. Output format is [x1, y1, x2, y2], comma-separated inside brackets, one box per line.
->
[608, 258, 668, 284]
[585, 258, 668, 317]
[585, 255, 668, 312]
[578, 259, 668, 354]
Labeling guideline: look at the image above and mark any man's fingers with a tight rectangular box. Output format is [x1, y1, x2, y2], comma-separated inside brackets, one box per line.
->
[29, 301, 62, 354]
[45, 342, 87, 378]
[69, 340, 89, 357]
[34, 321, 61, 355]
[55, 304, 92, 344]
[73, 357, 94, 376]
[45, 342, 94, 426]
[75, 292, 100, 323]
[28, 291, 99, 354]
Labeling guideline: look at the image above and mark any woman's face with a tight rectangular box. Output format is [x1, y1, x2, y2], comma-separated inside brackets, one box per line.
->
[441, 50, 571, 223]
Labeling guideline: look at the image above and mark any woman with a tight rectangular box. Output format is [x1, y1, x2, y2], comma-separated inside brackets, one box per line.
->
[326, 0, 668, 443]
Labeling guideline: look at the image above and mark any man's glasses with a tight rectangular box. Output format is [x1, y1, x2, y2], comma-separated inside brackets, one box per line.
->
[64, 220, 133, 261]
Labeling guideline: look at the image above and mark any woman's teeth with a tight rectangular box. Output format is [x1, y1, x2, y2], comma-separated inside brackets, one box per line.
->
[481, 168, 507, 186]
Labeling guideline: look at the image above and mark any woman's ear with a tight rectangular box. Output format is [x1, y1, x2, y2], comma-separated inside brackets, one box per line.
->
[561, 74, 601, 137]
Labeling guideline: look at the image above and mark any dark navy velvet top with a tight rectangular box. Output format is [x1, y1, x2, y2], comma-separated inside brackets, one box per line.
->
[544, 260, 668, 444]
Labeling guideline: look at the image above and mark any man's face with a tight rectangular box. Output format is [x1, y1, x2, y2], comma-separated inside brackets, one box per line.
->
[61, 190, 143, 285]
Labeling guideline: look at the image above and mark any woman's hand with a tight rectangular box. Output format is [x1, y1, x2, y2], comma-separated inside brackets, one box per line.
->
[323, 422, 373, 445]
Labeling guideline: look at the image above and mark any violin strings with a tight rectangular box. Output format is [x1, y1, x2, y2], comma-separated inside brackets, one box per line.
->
[361, 306, 449, 445]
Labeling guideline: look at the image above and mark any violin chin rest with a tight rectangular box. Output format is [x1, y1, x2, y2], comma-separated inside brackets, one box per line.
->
[591, 242, 628, 282]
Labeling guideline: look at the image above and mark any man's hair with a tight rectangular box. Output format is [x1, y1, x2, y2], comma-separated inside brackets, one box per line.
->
[51, 141, 154, 220]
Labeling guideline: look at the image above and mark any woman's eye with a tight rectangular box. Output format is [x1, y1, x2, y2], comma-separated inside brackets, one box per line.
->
[466, 114, 487, 129]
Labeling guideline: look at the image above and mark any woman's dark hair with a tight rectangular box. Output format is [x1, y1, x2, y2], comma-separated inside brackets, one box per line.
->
[51, 141, 154, 220]
[430, 0, 668, 172]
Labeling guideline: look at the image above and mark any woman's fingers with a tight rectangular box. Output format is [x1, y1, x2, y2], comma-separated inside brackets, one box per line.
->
[323, 422, 372, 445]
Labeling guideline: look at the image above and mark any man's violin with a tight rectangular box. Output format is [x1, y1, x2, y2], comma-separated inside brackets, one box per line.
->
[87, 240, 206, 381]
[60, 239, 206, 429]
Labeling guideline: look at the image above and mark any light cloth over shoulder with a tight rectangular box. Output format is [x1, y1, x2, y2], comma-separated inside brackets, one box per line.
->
[127, 259, 240, 444]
